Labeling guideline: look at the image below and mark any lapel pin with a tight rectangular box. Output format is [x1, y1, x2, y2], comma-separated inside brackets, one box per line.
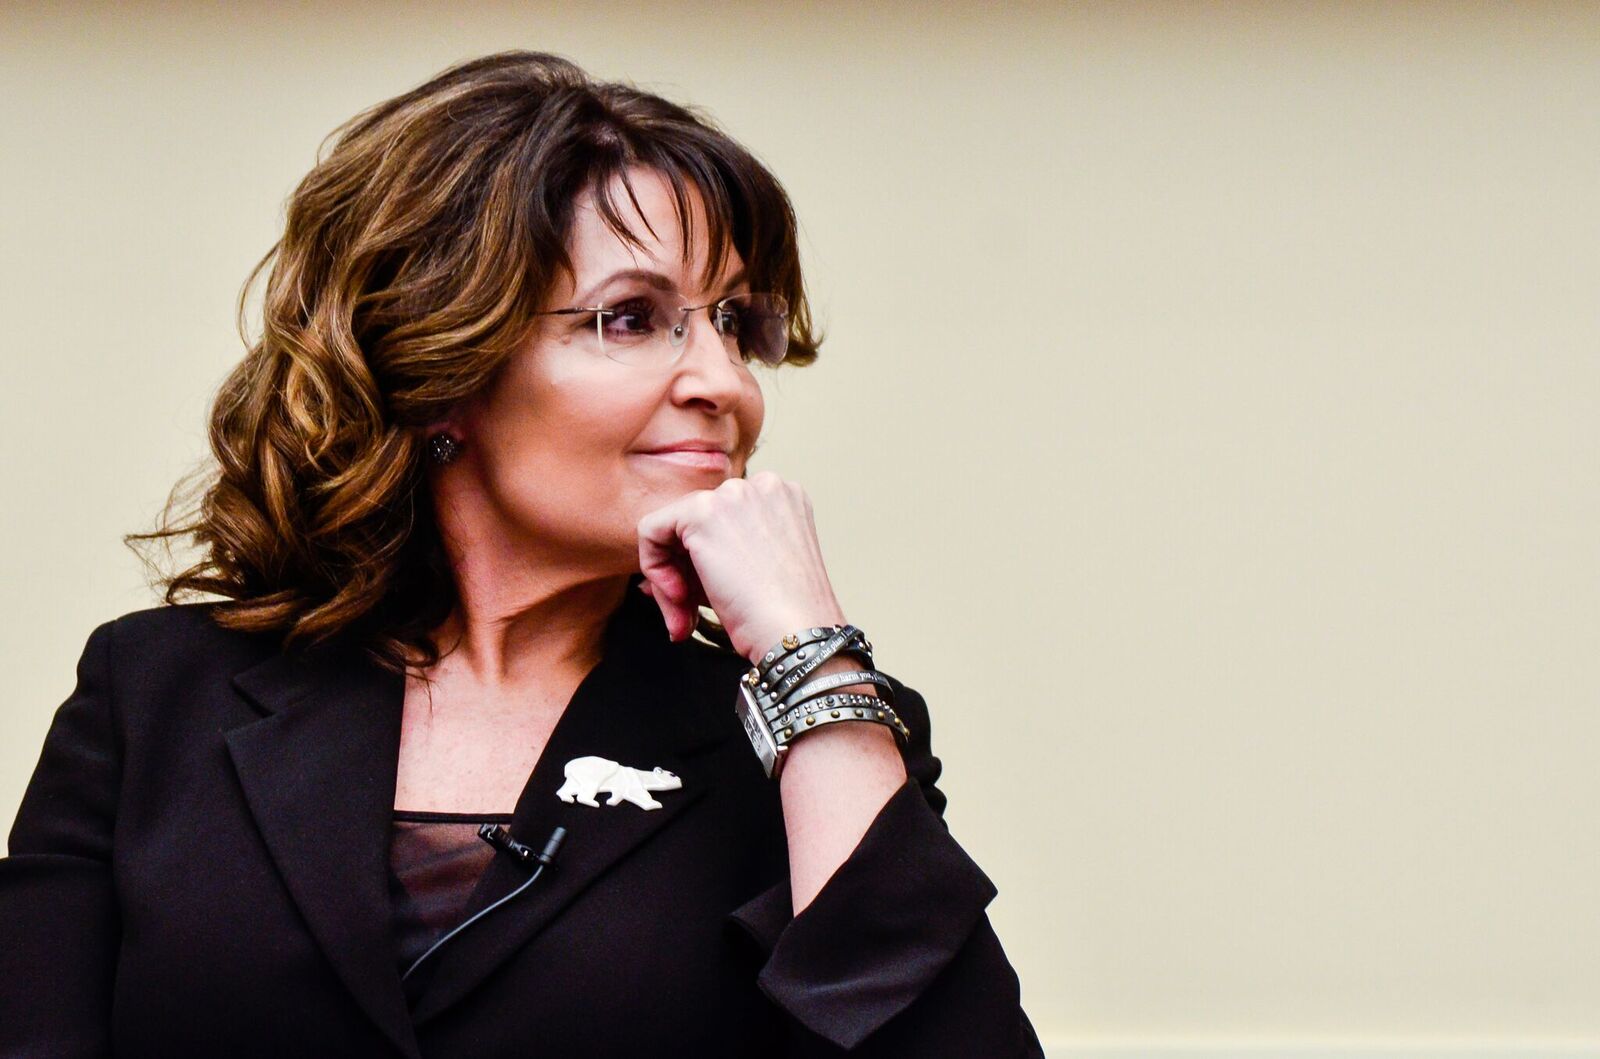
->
[557, 755, 682, 811]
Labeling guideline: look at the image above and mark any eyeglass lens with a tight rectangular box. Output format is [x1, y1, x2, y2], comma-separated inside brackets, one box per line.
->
[591, 293, 788, 366]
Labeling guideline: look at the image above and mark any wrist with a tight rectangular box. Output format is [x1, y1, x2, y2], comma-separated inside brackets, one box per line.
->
[734, 618, 902, 780]
[739, 609, 849, 666]
[778, 716, 905, 785]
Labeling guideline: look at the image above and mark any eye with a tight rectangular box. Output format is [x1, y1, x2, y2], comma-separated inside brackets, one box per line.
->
[713, 304, 743, 336]
[598, 296, 663, 342]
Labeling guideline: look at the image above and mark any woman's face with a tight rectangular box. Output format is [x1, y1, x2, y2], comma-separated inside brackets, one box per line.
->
[437, 167, 766, 577]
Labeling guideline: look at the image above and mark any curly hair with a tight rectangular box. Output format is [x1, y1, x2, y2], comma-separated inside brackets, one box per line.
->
[125, 50, 822, 677]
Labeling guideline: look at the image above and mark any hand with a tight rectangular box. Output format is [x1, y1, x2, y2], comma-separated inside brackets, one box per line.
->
[635, 470, 848, 663]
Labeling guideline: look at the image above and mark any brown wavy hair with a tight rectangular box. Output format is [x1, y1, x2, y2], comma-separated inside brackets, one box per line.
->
[125, 50, 822, 676]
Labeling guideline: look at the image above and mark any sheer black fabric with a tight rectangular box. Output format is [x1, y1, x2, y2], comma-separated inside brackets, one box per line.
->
[387, 811, 513, 1005]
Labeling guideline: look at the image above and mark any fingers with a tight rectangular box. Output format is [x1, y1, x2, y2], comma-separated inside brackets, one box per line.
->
[636, 475, 825, 647]
[637, 497, 703, 640]
[675, 554, 709, 611]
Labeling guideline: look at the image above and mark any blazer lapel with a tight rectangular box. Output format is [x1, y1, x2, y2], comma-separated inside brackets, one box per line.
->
[225, 635, 420, 1059]
[407, 589, 737, 1027]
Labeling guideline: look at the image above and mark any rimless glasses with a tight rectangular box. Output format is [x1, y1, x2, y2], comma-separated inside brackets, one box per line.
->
[534, 290, 790, 368]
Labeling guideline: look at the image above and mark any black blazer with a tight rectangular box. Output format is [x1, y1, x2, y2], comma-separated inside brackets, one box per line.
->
[2, 587, 1043, 1057]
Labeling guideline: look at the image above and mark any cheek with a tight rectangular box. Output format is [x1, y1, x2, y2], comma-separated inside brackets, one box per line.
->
[741, 381, 766, 456]
[548, 380, 673, 508]
[479, 374, 644, 503]
[538, 362, 655, 445]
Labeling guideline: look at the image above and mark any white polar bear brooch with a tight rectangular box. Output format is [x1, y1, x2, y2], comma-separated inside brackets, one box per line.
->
[556, 755, 683, 811]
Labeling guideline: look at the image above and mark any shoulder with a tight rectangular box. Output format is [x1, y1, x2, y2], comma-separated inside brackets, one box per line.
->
[102, 598, 237, 640]
[79, 600, 284, 708]
[19, 603, 282, 847]
[99, 599, 275, 650]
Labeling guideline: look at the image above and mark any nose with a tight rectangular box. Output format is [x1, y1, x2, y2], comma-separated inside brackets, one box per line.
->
[666, 308, 746, 412]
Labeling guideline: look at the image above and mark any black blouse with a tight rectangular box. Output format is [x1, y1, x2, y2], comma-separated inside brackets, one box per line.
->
[387, 810, 513, 1006]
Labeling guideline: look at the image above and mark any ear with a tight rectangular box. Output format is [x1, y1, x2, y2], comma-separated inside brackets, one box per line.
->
[421, 412, 458, 436]
[423, 391, 485, 442]
[419, 406, 470, 450]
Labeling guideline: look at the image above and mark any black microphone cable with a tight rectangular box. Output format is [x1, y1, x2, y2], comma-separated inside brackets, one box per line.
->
[401, 825, 568, 983]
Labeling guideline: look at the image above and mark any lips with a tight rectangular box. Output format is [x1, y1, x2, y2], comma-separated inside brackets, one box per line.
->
[634, 449, 733, 472]
[637, 439, 731, 454]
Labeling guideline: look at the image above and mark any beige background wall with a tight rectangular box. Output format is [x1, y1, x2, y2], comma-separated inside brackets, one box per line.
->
[3, 2, 1596, 1055]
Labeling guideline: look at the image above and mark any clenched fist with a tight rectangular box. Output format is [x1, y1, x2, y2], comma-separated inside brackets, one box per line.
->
[636, 470, 849, 664]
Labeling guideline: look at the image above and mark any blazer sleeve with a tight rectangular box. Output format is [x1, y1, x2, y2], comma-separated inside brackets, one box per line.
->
[725, 672, 1045, 1057]
[0, 619, 122, 1058]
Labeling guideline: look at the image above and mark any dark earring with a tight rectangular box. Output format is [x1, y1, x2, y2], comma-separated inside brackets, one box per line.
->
[426, 434, 462, 465]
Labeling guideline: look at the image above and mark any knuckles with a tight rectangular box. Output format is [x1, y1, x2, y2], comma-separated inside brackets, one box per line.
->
[731, 469, 808, 505]
[636, 471, 810, 527]
[749, 469, 786, 489]
[636, 471, 815, 543]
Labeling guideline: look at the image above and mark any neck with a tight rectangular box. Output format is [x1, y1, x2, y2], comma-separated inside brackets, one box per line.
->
[422, 511, 633, 694]
[418, 471, 641, 694]
[423, 572, 633, 693]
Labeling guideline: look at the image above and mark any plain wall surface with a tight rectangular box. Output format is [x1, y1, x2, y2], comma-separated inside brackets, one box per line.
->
[2, 3, 1597, 1054]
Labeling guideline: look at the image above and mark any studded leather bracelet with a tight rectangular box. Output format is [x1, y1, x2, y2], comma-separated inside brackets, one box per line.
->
[772, 692, 903, 741]
[771, 685, 909, 746]
[735, 622, 907, 779]
[751, 624, 875, 710]
[765, 668, 897, 727]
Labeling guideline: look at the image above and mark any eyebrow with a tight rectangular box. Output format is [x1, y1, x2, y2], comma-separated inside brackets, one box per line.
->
[577, 266, 750, 305]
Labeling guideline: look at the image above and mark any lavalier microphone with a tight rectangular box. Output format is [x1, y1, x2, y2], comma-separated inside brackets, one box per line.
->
[401, 825, 568, 983]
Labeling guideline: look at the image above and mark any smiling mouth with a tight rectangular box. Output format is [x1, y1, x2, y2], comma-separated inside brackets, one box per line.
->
[634, 450, 732, 472]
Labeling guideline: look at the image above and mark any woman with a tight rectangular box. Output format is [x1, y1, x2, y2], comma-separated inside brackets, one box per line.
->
[1, 51, 1042, 1057]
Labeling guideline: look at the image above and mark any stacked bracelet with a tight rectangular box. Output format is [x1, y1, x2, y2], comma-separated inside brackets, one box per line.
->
[750, 624, 874, 708]
[772, 692, 897, 740]
[735, 622, 908, 779]
[767, 671, 896, 729]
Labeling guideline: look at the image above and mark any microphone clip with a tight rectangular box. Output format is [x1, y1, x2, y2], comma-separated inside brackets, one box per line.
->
[478, 823, 568, 871]
[478, 823, 537, 866]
